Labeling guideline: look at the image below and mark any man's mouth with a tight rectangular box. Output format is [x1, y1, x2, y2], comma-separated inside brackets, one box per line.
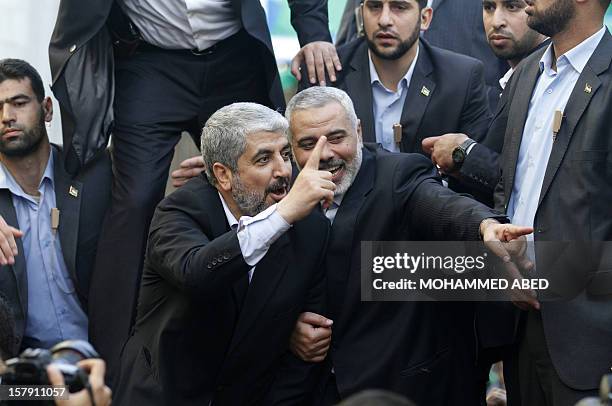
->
[325, 163, 345, 183]
[1, 129, 23, 140]
[268, 183, 289, 202]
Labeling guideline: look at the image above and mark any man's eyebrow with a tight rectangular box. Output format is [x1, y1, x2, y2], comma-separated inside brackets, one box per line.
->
[251, 148, 273, 160]
[1, 94, 31, 103]
[326, 129, 347, 137]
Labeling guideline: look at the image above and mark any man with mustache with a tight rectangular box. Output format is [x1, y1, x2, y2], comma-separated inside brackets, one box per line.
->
[0, 59, 111, 353]
[114, 103, 333, 405]
[286, 86, 534, 405]
[487, 0, 612, 404]
[300, 0, 492, 159]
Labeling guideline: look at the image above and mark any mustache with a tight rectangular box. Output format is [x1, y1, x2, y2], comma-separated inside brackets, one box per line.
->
[374, 29, 399, 38]
[489, 29, 514, 38]
[266, 177, 290, 194]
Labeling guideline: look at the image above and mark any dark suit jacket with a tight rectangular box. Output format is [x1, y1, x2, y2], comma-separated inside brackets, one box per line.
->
[322, 144, 505, 405]
[306, 38, 491, 155]
[48, 0, 331, 172]
[114, 176, 329, 406]
[0, 146, 111, 351]
[423, 0, 508, 113]
[494, 30, 612, 390]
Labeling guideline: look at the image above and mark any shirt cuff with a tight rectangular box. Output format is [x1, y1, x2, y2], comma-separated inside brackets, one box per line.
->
[465, 141, 477, 155]
[236, 204, 291, 266]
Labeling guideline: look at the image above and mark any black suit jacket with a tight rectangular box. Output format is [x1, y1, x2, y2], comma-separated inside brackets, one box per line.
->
[114, 176, 329, 406]
[48, 0, 331, 171]
[0, 146, 111, 351]
[494, 30, 612, 390]
[322, 145, 505, 405]
[306, 38, 491, 155]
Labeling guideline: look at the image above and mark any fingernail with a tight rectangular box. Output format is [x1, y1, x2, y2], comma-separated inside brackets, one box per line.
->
[326, 319, 333, 326]
[503, 256, 510, 263]
[320, 81, 326, 86]
[310, 77, 315, 84]
[331, 75, 336, 82]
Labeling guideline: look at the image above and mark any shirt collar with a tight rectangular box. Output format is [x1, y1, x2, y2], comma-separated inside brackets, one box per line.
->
[368, 44, 420, 92]
[499, 67, 515, 90]
[0, 149, 55, 201]
[218, 191, 239, 229]
[539, 26, 606, 75]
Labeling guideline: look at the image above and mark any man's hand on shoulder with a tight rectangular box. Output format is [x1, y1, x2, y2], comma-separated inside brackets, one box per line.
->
[0, 215, 23, 265]
[290, 312, 333, 363]
[291, 41, 342, 86]
[171, 155, 205, 188]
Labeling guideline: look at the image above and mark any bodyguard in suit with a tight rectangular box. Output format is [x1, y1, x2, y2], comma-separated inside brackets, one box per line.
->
[286, 87, 533, 405]
[303, 0, 491, 157]
[423, 0, 547, 208]
[492, 0, 612, 404]
[0, 59, 111, 351]
[49, 0, 339, 379]
[114, 103, 332, 405]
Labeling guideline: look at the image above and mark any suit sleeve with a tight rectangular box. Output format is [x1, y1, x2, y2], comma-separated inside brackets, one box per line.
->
[458, 61, 492, 143]
[457, 143, 500, 198]
[146, 188, 251, 300]
[288, 0, 332, 46]
[394, 154, 506, 240]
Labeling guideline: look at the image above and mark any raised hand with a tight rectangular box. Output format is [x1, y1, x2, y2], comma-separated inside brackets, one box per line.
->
[277, 136, 335, 224]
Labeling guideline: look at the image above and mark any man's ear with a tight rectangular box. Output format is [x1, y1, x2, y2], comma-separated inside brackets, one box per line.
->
[420, 6, 433, 31]
[212, 163, 233, 192]
[42, 97, 53, 122]
[356, 119, 363, 143]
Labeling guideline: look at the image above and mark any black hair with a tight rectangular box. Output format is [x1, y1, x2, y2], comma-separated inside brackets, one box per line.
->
[0, 59, 45, 102]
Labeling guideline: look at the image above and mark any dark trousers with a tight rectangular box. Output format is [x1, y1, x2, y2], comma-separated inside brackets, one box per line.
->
[518, 311, 597, 406]
[87, 29, 275, 384]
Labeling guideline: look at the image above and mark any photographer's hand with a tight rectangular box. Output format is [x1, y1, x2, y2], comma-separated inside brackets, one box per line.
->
[47, 359, 112, 406]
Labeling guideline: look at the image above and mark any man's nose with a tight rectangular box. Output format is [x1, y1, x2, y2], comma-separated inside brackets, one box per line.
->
[1, 104, 16, 125]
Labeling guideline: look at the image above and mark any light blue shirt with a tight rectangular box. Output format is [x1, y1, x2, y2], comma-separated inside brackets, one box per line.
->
[370, 46, 419, 153]
[0, 152, 88, 349]
[508, 27, 606, 241]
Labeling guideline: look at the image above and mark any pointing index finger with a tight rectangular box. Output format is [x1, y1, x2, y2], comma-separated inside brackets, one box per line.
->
[304, 136, 327, 170]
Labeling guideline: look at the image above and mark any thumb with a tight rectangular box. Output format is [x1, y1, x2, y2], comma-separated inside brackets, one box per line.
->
[9, 227, 23, 238]
[46, 365, 65, 386]
[421, 136, 441, 154]
[299, 311, 333, 327]
[304, 136, 327, 170]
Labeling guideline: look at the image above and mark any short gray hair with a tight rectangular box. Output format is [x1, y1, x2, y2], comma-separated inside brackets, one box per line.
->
[200, 102, 288, 185]
[285, 87, 359, 142]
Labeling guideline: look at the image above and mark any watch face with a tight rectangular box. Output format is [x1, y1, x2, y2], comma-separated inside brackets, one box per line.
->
[452, 147, 465, 165]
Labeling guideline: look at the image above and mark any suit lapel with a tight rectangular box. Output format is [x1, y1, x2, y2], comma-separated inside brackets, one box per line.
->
[227, 233, 290, 355]
[503, 54, 543, 207]
[538, 32, 611, 207]
[399, 40, 435, 153]
[0, 189, 28, 321]
[345, 41, 377, 142]
[327, 147, 375, 323]
[53, 146, 82, 284]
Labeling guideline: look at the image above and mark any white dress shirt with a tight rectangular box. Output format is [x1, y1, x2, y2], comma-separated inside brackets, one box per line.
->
[219, 193, 291, 282]
[369, 46, 420, 153]
[119, 0, 241, 51]
[508, 27, 606, 239]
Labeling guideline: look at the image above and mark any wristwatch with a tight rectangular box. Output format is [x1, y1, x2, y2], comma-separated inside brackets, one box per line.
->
[452, 138, 476, 169]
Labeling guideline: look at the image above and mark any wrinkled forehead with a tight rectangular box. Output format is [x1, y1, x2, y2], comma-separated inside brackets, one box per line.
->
[241, 130, 290, 158]
[290, 102, 354, 138]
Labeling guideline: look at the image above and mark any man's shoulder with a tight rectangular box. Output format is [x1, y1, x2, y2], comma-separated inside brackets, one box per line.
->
[159, 175, 216, 212]
[422, 39, 484, 74]
[365, 145, 435, 183]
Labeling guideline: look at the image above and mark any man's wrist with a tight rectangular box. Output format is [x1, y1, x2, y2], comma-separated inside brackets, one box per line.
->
[479, 218, 500, 239]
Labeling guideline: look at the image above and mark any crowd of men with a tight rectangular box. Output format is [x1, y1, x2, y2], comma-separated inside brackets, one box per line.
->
[0, 0, 610, 405]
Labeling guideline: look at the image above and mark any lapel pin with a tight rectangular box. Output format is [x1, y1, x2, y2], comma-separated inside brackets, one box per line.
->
[69, 186, 79, 198]
[584, 83, 592, 94]
[421, 86, 430, 97]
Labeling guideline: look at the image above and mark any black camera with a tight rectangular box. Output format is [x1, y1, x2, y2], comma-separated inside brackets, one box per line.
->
[1, 340, 99, 393]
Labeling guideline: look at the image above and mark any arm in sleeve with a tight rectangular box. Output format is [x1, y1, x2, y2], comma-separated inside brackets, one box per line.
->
[288, 0, 332, 45]
[458, 61, 493, 143]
